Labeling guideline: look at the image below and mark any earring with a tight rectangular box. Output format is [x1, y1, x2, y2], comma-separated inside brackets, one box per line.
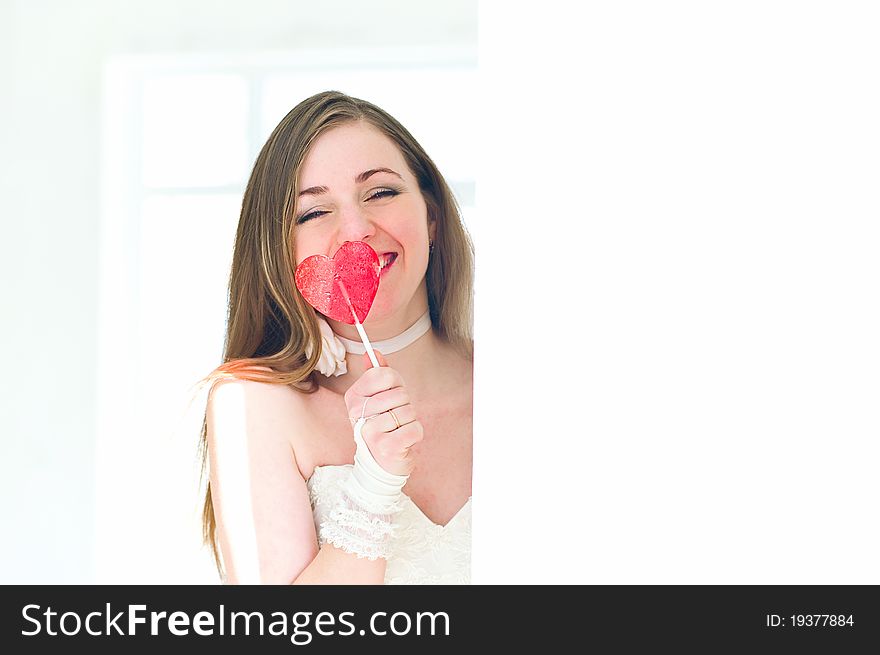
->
[429, 239, 434, 254]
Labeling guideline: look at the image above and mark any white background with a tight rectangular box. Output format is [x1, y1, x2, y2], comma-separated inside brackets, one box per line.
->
[475, 1, 879, 583]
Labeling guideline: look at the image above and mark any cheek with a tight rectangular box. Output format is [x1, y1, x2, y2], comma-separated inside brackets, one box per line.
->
[292, 232, 326, 265]
[391, 200, 430, 247]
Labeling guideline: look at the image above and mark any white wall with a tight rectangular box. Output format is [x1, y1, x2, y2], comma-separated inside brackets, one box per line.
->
[0, 0, 476, 584]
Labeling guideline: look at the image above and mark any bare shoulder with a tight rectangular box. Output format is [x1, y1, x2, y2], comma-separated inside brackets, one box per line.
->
[209, 370, 305, 407]
[209, 369, 307, 421]
[206, 368, 317, 475]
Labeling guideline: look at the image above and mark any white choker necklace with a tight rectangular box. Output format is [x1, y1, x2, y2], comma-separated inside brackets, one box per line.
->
[335, 310, 432, 355]
[307, 310, 433, 378]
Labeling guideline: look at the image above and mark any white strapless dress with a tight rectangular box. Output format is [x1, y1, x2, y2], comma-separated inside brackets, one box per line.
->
[307, 464, 471, 584]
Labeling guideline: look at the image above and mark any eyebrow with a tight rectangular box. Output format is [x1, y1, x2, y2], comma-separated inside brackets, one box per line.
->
[298, 168, 403, 197]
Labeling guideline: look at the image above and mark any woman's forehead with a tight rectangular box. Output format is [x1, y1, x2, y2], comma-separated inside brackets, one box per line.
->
[299, 122, 407, 184]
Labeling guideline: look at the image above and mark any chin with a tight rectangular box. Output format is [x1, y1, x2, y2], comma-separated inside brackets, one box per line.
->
[364, 301, 396, 324]
[364, 290, 413, 325]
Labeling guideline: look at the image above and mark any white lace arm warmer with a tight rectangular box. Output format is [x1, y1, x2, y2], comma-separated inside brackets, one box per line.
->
[317, 417, 409, 560]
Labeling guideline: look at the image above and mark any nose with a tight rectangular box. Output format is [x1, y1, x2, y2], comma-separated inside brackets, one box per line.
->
[335, 202, 376, 246]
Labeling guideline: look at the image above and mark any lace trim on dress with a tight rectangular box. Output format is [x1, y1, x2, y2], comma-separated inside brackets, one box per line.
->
[308, 465, 471, 583]
[317, 486, 403, 561]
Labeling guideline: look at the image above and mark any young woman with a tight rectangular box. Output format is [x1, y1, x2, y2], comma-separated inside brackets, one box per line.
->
[197, 91, 474, 584]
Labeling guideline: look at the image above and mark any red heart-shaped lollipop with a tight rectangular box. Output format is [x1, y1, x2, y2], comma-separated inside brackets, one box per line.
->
[294, 241, 380, 324]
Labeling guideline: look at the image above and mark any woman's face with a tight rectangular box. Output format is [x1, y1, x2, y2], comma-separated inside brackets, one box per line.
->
[292, 121, 434, 325]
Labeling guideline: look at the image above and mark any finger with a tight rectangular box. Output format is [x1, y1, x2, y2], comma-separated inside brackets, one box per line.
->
[350, 366, 405, 397]
[363, 405, 417, 435]
[364, 426, 422, 464]
[385, 421, 424, 449]
[360, 387, 410, 415]
[345, 389, 411, 425]
[362, 418, 423, 447]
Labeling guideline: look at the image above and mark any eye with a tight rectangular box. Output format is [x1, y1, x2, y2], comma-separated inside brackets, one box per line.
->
[366, 188, 400, 201]
[296, 209, 329, 225]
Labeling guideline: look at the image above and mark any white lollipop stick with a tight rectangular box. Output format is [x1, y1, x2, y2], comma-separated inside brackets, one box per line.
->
[353, 319, 380, 368]
[336, 279, 380, 368]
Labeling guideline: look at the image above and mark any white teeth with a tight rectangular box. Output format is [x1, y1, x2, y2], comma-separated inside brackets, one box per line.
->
[380, 253, 395, 270]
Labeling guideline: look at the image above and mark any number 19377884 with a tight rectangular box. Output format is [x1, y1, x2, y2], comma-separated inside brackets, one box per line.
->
[766, 614, 854, 627]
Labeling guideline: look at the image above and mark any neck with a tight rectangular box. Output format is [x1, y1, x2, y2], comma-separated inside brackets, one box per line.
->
[334, 309, 431, 356]
[345, 322, 442, 385]
[320, 317, 453, 401]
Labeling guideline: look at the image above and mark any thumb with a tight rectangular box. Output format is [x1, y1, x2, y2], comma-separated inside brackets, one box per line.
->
[364, 349, 388, 368]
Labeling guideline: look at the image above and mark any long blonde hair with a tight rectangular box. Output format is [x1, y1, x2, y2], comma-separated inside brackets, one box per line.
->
[196, 90, 474, 577]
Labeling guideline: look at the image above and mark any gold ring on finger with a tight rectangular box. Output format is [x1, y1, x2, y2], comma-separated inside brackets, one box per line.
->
[388, 409, 401, 430]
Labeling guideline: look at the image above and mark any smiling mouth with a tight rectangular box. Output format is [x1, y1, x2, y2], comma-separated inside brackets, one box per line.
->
[379, 252, 398, 273]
